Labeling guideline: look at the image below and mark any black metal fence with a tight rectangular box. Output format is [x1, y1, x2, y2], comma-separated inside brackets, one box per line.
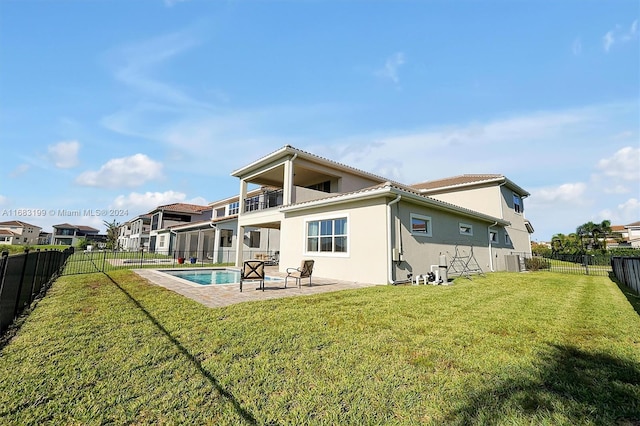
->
[0, 248, 73, 333]
[523, 254, 613, 276]
[611, 257, 640, 294]
[60, 248, 279, 276]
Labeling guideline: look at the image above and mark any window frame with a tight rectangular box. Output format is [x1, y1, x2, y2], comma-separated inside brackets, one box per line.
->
[410, 213, 433, 237]
[304, 214, 349, 257]
[489, 230, 499, 243]
[513, 193, 523, 214]
[459, 222, 474, 236]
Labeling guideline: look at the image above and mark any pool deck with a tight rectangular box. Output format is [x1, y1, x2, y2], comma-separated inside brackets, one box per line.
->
[133, 266, 381, 308]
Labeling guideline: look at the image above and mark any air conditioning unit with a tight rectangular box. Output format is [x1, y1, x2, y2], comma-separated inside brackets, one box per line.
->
[505, 255, 521, 272]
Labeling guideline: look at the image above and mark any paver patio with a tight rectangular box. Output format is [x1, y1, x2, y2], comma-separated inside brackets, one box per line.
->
[133, 266, 381, 308]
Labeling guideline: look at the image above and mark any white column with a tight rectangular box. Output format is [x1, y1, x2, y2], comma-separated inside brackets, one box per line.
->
[283, 158, 294, 205]
[235, 225, 245, 266]
[238, 180, 248, 214]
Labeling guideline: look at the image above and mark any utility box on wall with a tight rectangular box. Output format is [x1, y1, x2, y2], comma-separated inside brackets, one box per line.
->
[505, 255, 521, 272]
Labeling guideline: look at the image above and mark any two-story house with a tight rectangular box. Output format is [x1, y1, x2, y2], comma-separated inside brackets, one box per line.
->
[169, 189, 281, 263]
[147, 203, 212, 254]
[231, 145, 533, 284]
[52, 223, 101, 246]
[0, 221, 43, 246]
[116, 215, 152, 251]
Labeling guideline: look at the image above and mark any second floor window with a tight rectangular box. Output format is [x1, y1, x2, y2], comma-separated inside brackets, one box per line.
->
[228, 202, 239, 215]
[513, 194, 522, 213]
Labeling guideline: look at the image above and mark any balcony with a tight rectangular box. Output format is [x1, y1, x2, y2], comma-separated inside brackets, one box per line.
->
[243, 189, 283, 213]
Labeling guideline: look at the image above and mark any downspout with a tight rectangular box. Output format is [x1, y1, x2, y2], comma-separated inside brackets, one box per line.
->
[387, 194, 402, 285]
[488, 221, 498, 272]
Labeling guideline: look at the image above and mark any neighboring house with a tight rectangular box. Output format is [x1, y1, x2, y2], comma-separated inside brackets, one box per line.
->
[0, 220, 42, 245]
[38, 232, 52, 245]
[116, 215, 152, 251]
[607, 224, 629, 248]
[128, 215, 151, 251]
[147, 203, 213, 253]
[52, 223, 101, 246]
[168, 190, 281, 262]
[231, 145, 534, 284]
[626, 221, 640, 248]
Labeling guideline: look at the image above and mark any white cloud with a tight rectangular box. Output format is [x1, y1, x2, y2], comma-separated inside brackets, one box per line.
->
[107, 27, 205, 106]
[0, 195, 7, 206]
[76, 154, 164, 188]
[48, 140, 80, 169]
[572, 37, 582, 55]
[595, 146, 640, 182]
[112, 190, 187, 212]
[603, 31, 615, 52]
[375, 52, 405, 84]
[531, 183, 588, 204]
[597, 198, 640, 225]
[603, 20, 639, 52]
[111, 191, 209, 214]
[9, 164, 30, 178]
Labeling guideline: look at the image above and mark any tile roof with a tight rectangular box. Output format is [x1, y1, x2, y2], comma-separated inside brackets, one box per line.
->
[153, 203, 211, 214]
[410, 174, 504, 191]
[0, 229, 20, 236]
[231, 145, 405, 187]
[52, 223, 99, 232]
[281, 181, 509, 225]
[0, 220, 40, 228]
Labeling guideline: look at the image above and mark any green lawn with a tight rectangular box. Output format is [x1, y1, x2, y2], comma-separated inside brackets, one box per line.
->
[0, 271, 638, 425]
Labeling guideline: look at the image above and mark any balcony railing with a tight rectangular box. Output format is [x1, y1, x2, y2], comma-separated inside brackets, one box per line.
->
[243, 189, 284, 213]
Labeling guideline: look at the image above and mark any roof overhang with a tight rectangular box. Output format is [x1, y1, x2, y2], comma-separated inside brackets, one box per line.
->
[230, 145, 397, 186]
[280, 183, 510, 226]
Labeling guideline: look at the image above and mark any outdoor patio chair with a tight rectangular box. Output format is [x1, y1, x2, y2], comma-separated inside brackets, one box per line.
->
[240, 260, 265, 292]
[285, 259, 314, 288]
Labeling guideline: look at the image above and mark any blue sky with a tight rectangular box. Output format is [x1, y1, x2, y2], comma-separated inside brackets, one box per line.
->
[1, 0, 638, 241]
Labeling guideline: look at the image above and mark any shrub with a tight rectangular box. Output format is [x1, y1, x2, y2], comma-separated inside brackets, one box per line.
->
[525, 257, 551, 271]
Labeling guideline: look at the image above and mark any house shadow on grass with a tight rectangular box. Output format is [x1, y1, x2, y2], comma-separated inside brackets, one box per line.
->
[442, 344, 640, 425]
[104, 273, 257, 425]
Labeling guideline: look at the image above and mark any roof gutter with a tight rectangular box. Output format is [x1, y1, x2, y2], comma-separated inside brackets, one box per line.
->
[387, 194, 402, 285]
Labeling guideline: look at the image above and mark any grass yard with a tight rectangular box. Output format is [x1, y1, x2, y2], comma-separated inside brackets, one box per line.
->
[0, 271, 638, 425]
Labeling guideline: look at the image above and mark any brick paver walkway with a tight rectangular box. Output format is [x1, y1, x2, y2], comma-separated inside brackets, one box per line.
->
[133, 266, 380, 308]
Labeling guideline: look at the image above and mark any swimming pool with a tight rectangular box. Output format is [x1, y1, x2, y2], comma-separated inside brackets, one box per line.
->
[160, 268, 283, 286]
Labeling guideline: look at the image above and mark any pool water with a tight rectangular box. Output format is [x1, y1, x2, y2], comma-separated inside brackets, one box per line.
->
[161, 268, 282, 286]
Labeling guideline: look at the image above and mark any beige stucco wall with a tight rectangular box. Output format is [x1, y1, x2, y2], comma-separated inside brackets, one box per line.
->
[427, 186, 502, 218]
[428, 185, 532, 257]
[279, 198, 389, 284]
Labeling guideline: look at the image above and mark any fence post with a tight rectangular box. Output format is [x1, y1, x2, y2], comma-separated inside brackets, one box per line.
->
[28, 249, 41, 302]
[13, 249, 30, 319]
[0, 250, 8, 299]
[583, 254, 590, 275]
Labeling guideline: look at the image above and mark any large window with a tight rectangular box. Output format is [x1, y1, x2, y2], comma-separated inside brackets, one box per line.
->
[306, 217, 347, 253]
[410, 213, 432, 237]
